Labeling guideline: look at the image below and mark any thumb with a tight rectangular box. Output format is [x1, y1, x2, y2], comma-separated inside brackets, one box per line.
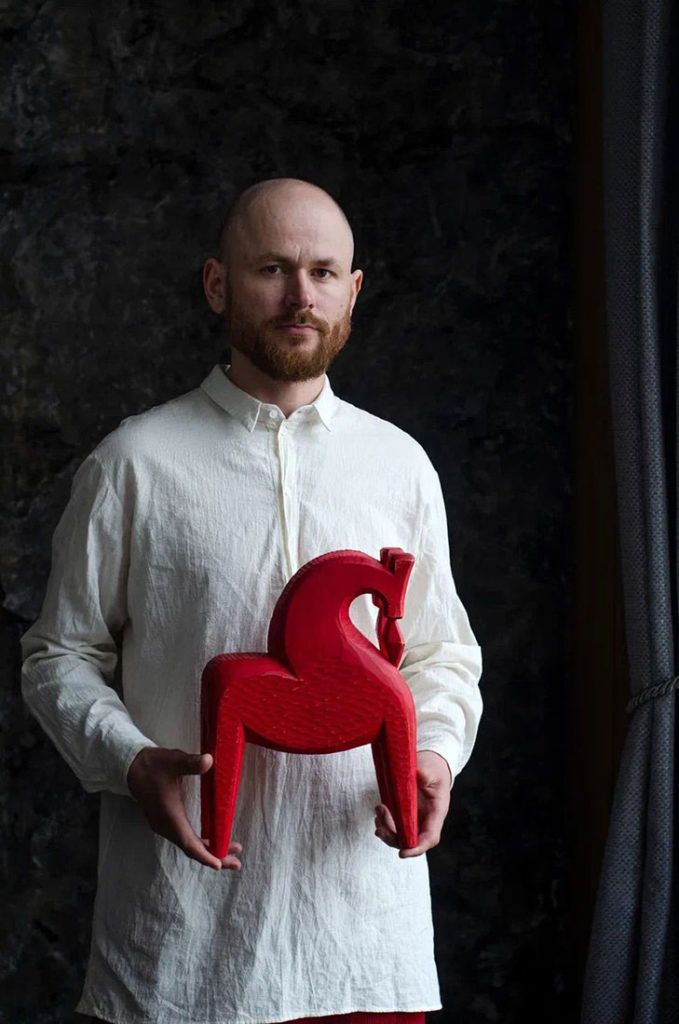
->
[176, 751, 213, 775]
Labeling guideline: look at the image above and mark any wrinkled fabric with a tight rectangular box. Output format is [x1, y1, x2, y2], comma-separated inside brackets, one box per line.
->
[20, 363, 483, 1024]
[89, 1012, 425, 1024]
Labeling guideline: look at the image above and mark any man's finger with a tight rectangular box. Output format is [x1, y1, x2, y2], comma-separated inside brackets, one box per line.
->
[179, 822, 224, 869]
[373, 791, 447, 855]
[202, 838, 244, 870]
[374, 826, 399, 848]
[203, 838, 242, 852]
[155, 814, 222, 869]
[374, 803, 412, 849]
[399, 808, 444, 856]
[375, 803, 397, 831]
[160, 786, 224, 869]
[170, 796, 222, 867]
[174, 751, 213, 775]
[399, 828, 442, 857]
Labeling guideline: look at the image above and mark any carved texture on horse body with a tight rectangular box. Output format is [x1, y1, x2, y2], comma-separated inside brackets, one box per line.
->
[201, 547, 419, 859]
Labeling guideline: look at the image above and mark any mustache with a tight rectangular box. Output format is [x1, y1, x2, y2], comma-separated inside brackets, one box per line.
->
[273, 317, 325, 331]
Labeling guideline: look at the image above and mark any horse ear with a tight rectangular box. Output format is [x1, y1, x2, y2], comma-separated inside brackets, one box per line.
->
[394, 553, 415, 598]
[389, 552, 416, 604]
[379, 547, 415, 579]
[379, 546, 402, 570]
[373, 549, 415, 620]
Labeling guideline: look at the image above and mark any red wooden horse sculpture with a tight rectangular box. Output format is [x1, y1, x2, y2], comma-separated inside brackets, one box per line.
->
[200, 546, 419, 860]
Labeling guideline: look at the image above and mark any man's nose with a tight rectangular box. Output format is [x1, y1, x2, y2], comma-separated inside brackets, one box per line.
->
[284, 272, 314, 309]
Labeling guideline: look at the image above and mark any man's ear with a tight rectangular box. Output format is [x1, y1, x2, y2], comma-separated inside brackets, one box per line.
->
[349, 268, 364, 313]
[203, 257, 226, 315]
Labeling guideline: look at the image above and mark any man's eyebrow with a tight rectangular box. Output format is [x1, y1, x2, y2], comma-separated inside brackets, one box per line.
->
[254, 252, 342, 268]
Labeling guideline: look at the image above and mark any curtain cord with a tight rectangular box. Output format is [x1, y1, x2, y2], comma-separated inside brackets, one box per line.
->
[626, 675, 679, 714]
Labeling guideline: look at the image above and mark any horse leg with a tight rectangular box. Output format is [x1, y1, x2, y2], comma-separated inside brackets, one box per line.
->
[210, 709, 247, 861]
[370, 725, 396, 815]
[378, 713, 419, 850]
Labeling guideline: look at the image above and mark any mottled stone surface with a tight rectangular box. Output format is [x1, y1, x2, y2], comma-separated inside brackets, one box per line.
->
[1, 2, 575, 1022]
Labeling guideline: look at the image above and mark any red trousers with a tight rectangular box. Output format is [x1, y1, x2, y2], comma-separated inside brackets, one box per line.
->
[281, 1015, 425, 1023]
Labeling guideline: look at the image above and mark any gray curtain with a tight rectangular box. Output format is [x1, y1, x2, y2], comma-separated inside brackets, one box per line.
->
[580, 1, 679, 1022]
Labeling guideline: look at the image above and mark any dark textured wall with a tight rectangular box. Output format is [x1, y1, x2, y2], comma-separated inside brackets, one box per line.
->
[1, 3, 576, 1022]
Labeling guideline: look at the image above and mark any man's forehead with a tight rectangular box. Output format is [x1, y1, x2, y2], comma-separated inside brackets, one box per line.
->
[219, 180, 354, 266]
[250, 249, 344, 268]
[237, 218, 352, 264]
[245, 206, 342, 240]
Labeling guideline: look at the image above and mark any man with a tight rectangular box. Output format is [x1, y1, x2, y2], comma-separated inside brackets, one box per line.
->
[20, 177, 483, 1024]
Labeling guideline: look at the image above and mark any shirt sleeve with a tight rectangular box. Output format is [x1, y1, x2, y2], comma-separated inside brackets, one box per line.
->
[398, 464, 483, 790]
[19, 451, 157, 798]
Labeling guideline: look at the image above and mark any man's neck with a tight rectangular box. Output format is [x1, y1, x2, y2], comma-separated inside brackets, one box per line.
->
[225, 351, 325, 417]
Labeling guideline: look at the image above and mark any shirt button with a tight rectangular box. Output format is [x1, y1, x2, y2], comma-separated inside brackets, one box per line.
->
[268, 409, 277, 419]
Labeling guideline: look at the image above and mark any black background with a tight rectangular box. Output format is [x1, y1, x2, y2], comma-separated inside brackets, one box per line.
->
[1, 3, 576, 1021]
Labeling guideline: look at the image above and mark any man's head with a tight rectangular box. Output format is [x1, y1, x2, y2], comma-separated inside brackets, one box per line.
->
[203, 178, 363, 382]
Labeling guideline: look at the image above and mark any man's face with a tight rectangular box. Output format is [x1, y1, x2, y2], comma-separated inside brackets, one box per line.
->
[215, 195, 362, 382]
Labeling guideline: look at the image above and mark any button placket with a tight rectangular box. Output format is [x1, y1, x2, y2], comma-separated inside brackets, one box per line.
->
[273, 419, 296, 578]
[281, 423, 299, 572]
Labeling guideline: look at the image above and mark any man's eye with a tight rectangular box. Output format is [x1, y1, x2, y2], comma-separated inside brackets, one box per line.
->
[260, 265, 333, 278]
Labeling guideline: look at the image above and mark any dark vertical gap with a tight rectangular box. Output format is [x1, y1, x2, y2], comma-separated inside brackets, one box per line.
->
[568, 0, 630, 1015]
[659, 3, 679, 658]
[659, 5, 679, 1019]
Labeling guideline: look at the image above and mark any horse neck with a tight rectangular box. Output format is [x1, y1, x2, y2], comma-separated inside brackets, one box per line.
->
[267, 554, 396, 675]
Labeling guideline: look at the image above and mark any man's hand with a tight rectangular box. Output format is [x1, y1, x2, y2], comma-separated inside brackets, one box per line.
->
[127, 747, 243, 872]
[374, 749, 452, 858]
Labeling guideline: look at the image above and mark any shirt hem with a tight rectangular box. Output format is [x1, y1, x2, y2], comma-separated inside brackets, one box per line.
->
[75, 999, 444, 1023]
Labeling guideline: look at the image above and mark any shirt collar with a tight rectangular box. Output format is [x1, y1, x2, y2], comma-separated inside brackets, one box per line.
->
[199, 363, 339, 433]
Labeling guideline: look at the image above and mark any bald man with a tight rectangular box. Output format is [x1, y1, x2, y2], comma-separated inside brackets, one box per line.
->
[20, 177, 483, 1024]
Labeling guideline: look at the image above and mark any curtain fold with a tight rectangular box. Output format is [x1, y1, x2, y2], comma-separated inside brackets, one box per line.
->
[580, 1, 679, 1021]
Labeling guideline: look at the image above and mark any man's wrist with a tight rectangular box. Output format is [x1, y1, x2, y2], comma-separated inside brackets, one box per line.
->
[417, 748, 453, 788]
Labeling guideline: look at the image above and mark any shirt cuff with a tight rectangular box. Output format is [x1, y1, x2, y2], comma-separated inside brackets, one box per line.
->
[117, 736, 160, 799]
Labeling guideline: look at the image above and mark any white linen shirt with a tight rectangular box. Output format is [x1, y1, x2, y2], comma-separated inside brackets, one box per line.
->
[20, 362, 483, 1024]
